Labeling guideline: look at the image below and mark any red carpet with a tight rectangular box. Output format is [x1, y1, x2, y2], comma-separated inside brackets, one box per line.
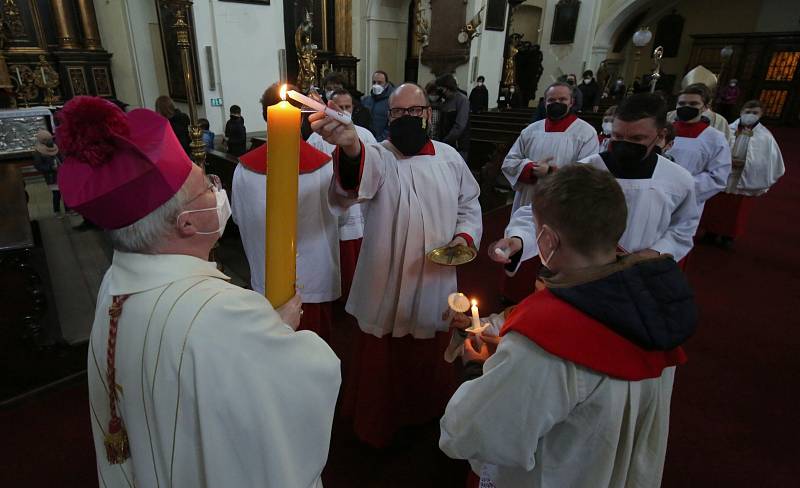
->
[1, 127, 798, 487]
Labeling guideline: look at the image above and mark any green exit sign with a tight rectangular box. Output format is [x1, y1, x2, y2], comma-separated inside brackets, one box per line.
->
[210, 98, 223, 107]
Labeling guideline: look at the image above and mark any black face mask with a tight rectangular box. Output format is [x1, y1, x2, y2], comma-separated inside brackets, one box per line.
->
[676, 106, 700, 121]
[546, 102, 569, 120]
[389, 115, 429, 156]
[610, 139, 650, 167]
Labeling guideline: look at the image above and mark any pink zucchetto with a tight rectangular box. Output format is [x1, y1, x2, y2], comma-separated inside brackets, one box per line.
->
[56, 96, 193, 230]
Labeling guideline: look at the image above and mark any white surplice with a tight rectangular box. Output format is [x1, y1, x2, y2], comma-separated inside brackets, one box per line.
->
[308, 125, 377, 240]
[667, 124, 731, 213]
[440, 333, 675, 488]
[329, 140, 482, 339]
[88, 252, 340, 488]
[726, 120, 785, 196]
[501, 117, 599, 212]
[503, 152, 699, 269]
[232, 161, 343, 302]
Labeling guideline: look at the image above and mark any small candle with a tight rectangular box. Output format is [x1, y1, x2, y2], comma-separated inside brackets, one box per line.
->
[15, 67, 22, 85]
[286, 89, 352, 125]
[470, 299, 480, 330]
[40, 67, 47, 85]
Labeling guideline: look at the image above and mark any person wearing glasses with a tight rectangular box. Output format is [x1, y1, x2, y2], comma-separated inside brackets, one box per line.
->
[55, 96, 340, 487]
[310, 83, 483, 448]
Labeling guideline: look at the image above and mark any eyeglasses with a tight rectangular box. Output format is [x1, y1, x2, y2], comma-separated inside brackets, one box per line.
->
[389, 106, 427, 118]
[187, 173, 221, 205]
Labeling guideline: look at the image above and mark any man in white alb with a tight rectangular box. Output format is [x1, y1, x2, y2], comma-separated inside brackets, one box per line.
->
[502, 81, 599, 212]
[309, 83, 483, 447]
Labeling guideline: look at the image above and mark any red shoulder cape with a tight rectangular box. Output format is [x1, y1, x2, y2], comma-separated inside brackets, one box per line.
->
[500, 289, 687, 380]
[673, 120, 710, 138]
[238, 140, 331, 175]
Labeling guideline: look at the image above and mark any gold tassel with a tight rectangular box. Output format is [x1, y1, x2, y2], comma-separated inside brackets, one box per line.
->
[104, 417, 130, 464]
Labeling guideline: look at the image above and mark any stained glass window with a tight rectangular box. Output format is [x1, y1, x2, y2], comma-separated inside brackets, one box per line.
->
[765, 51, 800, 81]
[759, 89, 788, 118]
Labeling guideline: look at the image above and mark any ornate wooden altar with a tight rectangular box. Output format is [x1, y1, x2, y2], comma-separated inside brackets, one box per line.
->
[1, 0, 117, 107]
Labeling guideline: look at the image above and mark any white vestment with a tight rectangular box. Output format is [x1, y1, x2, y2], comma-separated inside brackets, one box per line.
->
[329, 140, 482, 338]
[667, 124, 731, 213]
[88, 252, 340, 488]
[501, 117, 599, 212]
[440, 332, 675, 488]
[308, 125, 377, 240]
[232, 162, 344, 302]
[726, 120, 785, 196]
[504, 153, 699, 268]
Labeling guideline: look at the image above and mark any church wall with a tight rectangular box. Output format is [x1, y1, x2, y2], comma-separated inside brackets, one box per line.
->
[756, 0, 800, 32]
[191, 1, 286, 134]
[464, 0, 508, 109]
[537, 0, 602, 87]
[93, 0, 143, 108]
[361, 0, 411, 93]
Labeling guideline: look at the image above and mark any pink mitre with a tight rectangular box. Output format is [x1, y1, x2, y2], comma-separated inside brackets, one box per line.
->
[56, 96, 193, 230]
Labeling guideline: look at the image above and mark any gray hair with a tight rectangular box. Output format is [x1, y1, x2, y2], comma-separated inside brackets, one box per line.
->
[108, 184, 191, 253]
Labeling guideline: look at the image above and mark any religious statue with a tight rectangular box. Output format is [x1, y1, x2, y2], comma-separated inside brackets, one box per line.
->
[503, 33, 522, 87]
[415, 0, 429, 45]
[295, 10, 318, 92]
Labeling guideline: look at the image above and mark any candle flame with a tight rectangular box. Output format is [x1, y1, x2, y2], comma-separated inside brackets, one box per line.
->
[471, 299, 478, 307]
[279, 84, 287, 100]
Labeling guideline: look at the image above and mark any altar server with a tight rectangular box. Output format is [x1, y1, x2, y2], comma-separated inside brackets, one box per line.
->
[667, 84, 732, 214]
[502, 82, 599, 212]
[310, 83, 482, 447]
[702, 99, 785, 245]
[492, 93, 699, 274]
[307, 88, 378, 297]
[56, 96, 340, 488]
[441, 164, 697, 488]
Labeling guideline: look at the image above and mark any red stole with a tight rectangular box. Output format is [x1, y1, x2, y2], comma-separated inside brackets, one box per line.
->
[673, 120, 710, 138]
[500, 289, 687, 381]
[544, 113, 578, 132]
[238, 140, 331, 175]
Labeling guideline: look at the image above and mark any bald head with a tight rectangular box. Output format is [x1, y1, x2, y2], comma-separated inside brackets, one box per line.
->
[389, 83, 428, 109]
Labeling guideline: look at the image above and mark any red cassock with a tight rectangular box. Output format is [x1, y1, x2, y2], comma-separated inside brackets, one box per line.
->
[338, 239, 362, 300]
[341, 329, 458, 448]
[700, 193, 756, 239]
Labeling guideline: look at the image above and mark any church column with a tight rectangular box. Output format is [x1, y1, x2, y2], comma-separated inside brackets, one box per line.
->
[335, 0, 352, 55]
[50, 0, 81, 49]
[75, 0, 104, 50]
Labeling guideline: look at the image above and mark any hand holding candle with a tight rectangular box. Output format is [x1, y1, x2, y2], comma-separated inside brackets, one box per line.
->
[287, 90, 353, 125]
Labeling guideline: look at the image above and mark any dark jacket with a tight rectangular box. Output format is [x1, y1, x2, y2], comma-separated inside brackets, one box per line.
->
[169, 111, 191, 156]
[441, 90, 471, 160]
[225, 115, 247, 156]
[33, 152, 62, 186]
[362, 83, 394, 141]
[549, 257, 697, 351]
[577, 79, 601, 111]
[352, 104, 373, 134]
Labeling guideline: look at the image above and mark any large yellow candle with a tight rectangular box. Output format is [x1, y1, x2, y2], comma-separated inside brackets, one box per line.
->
[265, 85, 300, 307]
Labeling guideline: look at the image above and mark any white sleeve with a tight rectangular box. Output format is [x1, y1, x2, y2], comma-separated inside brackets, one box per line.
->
[440, 333, 579, 471]
[651, 179, 700, 260]
[577, 126, 601, 160]
[695, 134, 731, 204]
[501, 131, 533, 189]
[191, 290, 341, 488]
[456, 157, 483, 248]
[503, 204, 540, 274]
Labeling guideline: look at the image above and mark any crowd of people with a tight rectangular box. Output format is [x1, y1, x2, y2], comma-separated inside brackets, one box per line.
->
[46, 64, 785, 487]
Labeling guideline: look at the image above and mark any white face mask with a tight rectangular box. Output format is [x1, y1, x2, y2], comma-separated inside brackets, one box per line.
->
[372, 84, 385, 95]
[178, 188, 232, 236]
[740, 113, 759, 126]
[428, 94, 440, 102]
[602, 121, 613, 135]
[477, 81, 484, 86]
[583, 78, 592, 84]
[536, 227, 557, 269]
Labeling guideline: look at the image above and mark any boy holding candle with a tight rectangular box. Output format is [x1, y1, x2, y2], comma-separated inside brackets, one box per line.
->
[440, 164, 697, 487]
